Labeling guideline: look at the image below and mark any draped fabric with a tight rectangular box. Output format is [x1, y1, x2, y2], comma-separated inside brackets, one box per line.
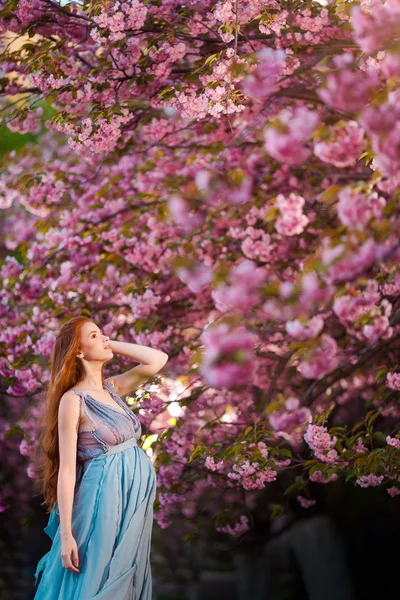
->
[33, 382, 157, 599]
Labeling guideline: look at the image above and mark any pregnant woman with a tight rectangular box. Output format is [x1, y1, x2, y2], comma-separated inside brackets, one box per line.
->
[33, 315, 168, 599]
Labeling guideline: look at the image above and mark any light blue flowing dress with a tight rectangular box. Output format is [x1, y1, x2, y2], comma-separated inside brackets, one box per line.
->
[33, 381, 157, 599]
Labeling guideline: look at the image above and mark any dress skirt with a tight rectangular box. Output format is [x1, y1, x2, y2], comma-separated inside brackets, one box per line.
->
[33, 436, 157, 599]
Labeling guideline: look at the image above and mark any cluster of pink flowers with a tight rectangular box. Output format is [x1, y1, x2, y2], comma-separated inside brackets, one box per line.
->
[297, 495, 316, 508]
[359, 89, 400, 177]
[285, 315, 324, 340]
[227, 459, 277, 490]
[325, 237, 393, 286]
[255, 441, 269, 459]
[176, 262, 213, 294]
[333, 280, 380, 331]
[200, 47, 248, 117]
[363, 312, 393, 343]
[13, 0, 46, 28]
[134, 390, 165, 428]
[211, 260, 267, 312]
[297, 334, 341, 380]
[167, 195, 205, 234]
[337, 187, 386, 231]
[354, 437, 368, 454]
[381, 52, 400, 80]
[200, 323, 259, 388]
[269, 397, 311, 441]
[19, 439, 35, 457]
[91, 0, 148, 43]
[304, 423, 338, 464]
[386, 436, 400, 449]
[350, 0, 400, 54]
[240, 47, 286, 98]
[166, 48, 247, 119]
[309, 470, 338, 484]
[275, 192, 310, 237]
[293, 6, 331, 38]
[205, 455, 225, 472]
[356, 474, 384, 488]
[258, 8, 288, 35]
[213, 0, 267, 27]
[150, 41, 187, 79]
[216, 514, 250, 537]
[386, 372, 400, 391]
[264, 105, 319, 166]
[213, 0, 236, 23]
[387, 486, 400, 497]
[30, 73, 69, 92]
[317, 53, 378, 113]
[7, 107, 43, 135]
[333, 283, 393, 343]
[314, 120, 365, 167]
[53, 108, 132, 155]
[1, 256, 23, 279]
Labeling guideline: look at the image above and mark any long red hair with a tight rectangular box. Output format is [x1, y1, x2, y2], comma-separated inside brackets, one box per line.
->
[33, 315, 105, 513]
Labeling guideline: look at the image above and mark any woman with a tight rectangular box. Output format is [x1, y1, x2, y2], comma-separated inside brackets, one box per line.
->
[33, 315, 169, 599]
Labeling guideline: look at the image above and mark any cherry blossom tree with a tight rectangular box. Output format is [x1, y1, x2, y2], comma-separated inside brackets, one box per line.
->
[0, 0, 400, 540]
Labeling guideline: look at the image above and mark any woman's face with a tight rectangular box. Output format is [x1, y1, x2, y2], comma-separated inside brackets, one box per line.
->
[78, 322, 113, 361]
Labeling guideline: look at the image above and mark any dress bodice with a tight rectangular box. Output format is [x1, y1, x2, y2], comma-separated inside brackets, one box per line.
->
[72, 381, 142, 462]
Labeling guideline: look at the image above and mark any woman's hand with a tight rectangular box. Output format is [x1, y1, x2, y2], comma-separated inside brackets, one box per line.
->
[60, 532, 80, 573]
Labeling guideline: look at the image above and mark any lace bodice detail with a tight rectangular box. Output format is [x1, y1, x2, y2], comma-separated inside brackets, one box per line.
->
[72, 381, 142, 462]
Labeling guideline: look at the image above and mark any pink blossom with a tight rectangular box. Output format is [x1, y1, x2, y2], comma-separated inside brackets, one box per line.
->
[386, 436, 400, 449]
[264, 106, 319, 166]
[54, 108, 132, 155]
[275, 193, 310, 236]
[350, 1, 400, 54]
[309, 470, 338, 484]
[7, 107, 43, 135]
[387, 372, 400, 390]
[269, 399, 311, 433]
[19, 439, 34, 456]
[381, 52, 400, 79]
[200, 323, 258, 388]
[304, 423, 338, 464]
[1, 256, 23, 279]
[337, 187, 386, 230]
[363, 315, 393, 343]
[241, 48, 286, 98]
[359, 89, 400, 177]
[387, 486, 400, 497]
[297, 495, 316, 508]
[332, 281, 380, 330]
[176, 263, 213, 294]
[205, 455, 225, 472]
[314, 120, 365, 167]
[216, 515, 250, 537]
[326, 238, 390, 285]
[213, 1, 236, 22]
[317, 53, 378, 113]
[285, 316, 324, 340]
[297, 334, 341, 379]
[211, 260, 267, 312]
[14, 0, 46, 28]
[91, 0, 148, 43]
[257, 441, 269, 459]
[168, 195, 205, 233]
[227, 460, 277, 490]
[354, 437, 368, 453]
[356, 474, 384, 488]
[27, 463, 36, 478]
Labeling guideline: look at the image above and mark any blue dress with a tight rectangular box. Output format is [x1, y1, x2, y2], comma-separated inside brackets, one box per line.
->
[33, 381, 157, 599]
